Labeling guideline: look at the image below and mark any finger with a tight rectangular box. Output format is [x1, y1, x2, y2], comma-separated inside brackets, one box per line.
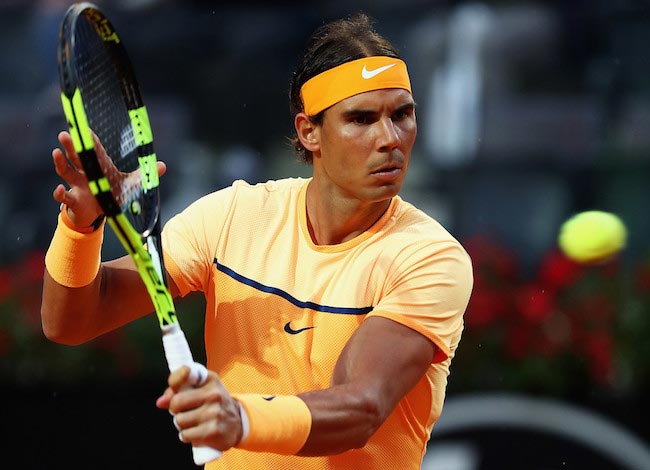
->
[176, 405, 232, 450]
[156, 387, 174, 410]
[168, 383, 215, 417]
[172, 406, 209, 434]
[157, 161, 167, 178]
[91, 130, 106, 153]
[91, 130, 112, 169]
[52, 148, 87, 191]
[169, 365, 191, 385]
[52, 184, 68, 205]
[52, 148, 80, 181]
[58, 189, 86, 214]
[187, 362, 208, 386]
[58, 131, 83, 171]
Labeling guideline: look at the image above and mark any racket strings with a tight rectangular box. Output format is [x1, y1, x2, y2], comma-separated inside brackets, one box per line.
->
[74, 14, 152, 234]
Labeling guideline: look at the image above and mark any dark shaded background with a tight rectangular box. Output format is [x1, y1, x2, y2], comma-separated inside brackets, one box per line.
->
[2, 0, 650, 468]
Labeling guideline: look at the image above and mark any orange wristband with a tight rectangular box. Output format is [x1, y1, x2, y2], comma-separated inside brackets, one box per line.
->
[45, 210, 104, 287]
[232, 394, 312, 455]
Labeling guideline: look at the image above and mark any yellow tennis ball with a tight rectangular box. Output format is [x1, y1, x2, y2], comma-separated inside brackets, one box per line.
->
[558, 211, 627, 264]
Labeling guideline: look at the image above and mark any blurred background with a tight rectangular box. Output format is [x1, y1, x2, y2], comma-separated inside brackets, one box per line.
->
[2, 0, 650, 468]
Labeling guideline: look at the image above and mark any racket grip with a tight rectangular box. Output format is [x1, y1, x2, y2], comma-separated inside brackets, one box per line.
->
[192, 446, 223, 466]
[161, 324, 223, 465]
[161, 323, 198, 373]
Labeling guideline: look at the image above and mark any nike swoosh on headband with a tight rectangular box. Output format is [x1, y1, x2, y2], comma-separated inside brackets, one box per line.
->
[361, 63, 396, 79]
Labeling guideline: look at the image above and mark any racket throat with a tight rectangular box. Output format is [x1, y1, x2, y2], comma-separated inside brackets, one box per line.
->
[146, 233, 165, 280]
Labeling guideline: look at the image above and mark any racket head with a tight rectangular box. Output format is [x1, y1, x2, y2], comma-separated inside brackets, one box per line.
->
[57, 2, 159, 238]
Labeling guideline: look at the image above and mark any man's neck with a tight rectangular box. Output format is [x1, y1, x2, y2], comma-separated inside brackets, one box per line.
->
[305, 181, 391, 245]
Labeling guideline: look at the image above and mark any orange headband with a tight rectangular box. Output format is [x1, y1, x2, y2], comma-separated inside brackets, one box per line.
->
[300, 56, 412, 116]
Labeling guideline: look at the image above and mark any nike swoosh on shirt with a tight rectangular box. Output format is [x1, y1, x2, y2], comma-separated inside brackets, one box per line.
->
[284, 322, 316, 335]
[361, 63, 396, 79]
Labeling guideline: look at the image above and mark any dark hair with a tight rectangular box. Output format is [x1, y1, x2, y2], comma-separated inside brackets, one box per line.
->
[288, 13, 401, 163]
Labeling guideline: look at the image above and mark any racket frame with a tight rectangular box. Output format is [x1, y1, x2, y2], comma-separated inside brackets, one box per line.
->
[56, 3, 221, 464]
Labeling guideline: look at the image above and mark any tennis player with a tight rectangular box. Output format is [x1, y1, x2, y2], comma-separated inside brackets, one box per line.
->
[42, 13, 473, 469]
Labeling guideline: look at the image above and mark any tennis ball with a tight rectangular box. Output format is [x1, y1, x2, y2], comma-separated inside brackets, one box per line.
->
[558, 211, 627, 264]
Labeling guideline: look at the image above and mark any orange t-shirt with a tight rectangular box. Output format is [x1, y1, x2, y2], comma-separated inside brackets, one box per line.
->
[162, 178, 473, 469]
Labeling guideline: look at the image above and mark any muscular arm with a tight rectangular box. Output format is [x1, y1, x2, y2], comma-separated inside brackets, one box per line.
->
[41, 255, 170, 345]
[297, 315, 435, 455]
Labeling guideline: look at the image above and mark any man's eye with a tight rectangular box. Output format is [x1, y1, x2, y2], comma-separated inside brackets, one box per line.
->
[393, 109, 412, 121]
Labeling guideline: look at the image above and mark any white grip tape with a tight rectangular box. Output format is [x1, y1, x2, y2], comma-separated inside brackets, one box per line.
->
[161, 324, 222, 464]
[192, 445, 222, 466]
[161, 323, 194, 372]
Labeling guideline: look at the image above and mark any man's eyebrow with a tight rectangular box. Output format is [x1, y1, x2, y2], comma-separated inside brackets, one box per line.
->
[338, 98, 417, 119]
[340, 108, 376, 118]
[396, 101, 416, 113]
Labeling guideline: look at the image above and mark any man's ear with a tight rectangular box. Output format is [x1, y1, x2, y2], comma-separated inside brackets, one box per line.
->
[295, 113, 320, 153]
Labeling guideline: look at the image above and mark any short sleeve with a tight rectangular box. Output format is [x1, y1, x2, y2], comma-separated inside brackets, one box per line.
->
[161, 185, 237, 296]
[367, 239, 473, 363]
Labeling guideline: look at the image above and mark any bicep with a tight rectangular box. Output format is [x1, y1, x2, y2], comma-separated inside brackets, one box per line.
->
[332, 316, 435, 413]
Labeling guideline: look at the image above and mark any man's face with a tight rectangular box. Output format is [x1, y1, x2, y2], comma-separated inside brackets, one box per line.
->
[314, 88, 417, 204]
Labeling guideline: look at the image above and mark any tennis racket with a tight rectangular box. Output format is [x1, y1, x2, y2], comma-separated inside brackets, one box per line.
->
[56, 3, 221, 465]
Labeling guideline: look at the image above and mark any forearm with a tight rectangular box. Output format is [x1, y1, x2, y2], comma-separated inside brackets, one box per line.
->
[297, 384, 384, 455]
[41, 267, 104, 345]
[40, 210, 155, 344]
[232, 383, 386, 457]
[41, 209, 106, 344]
[42, 258, 159, 344]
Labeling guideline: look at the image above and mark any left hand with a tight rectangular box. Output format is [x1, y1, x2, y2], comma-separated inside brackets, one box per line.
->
[156, 366, 244, 451]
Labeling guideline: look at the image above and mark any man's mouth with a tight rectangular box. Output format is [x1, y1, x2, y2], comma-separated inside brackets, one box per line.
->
[371, 164, 403, 181]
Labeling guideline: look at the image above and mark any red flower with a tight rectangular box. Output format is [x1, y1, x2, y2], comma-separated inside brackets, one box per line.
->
[0, 328, 12, 357]
[22, 250, 46, 284]
[634, 262, 650, 293]
[505, 323, 533, 359]
[538, 249, 583, 290]
[514, 284, 556, 324]
[464, 235, 519, 281]
[0, 269, 11, 302]
[580, 332, 614, 385]
[465, 288, 509, 328]
[540, 311, 572, 355]
[573, 294, 615, 330]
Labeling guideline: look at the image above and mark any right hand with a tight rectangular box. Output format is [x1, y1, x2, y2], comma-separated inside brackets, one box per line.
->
[51, 131, 167, 229]
[156, 365, 244, 452]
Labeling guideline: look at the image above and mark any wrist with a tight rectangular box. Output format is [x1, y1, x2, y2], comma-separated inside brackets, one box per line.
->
[45, 210, 104, 287]
[237, 400, 250, 444]
[60, 204, 106, 234]
[231, 394, 312, 455]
